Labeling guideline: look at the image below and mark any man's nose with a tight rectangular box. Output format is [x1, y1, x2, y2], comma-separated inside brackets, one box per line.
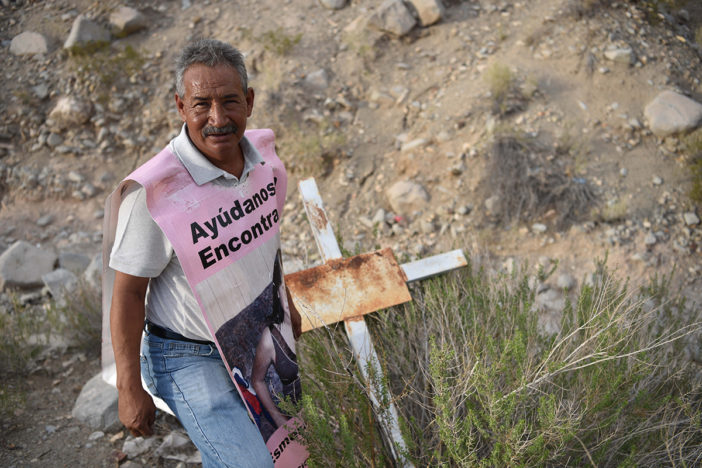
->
[208, 102, 228, 126]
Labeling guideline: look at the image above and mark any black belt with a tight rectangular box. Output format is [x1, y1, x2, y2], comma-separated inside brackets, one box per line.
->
[144, 321, 214, 345]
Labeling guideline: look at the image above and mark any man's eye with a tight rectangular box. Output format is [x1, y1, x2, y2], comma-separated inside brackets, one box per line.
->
[195, 102, 208, 108]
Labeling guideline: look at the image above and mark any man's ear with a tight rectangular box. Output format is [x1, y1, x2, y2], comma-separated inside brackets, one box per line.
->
[246, 87, 255, 117]
[175, 93, 186, 121]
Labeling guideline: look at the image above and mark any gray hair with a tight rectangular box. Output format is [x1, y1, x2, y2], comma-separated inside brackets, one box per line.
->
[175, 39, 248, 96]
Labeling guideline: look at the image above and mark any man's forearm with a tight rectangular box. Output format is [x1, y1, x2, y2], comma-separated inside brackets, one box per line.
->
[110, 272, 149, 390]
[110, 272, 156, 437]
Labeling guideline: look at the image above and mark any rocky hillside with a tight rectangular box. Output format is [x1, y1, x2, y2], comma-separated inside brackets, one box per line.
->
[1, 0, 702, 464]
[2, 0, 702, 294]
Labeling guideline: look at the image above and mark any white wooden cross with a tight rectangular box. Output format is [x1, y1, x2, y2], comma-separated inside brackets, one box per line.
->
[289, 178, 467, 467]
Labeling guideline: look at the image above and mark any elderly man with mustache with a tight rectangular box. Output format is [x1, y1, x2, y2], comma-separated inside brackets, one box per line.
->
[105, 39, 301, 467]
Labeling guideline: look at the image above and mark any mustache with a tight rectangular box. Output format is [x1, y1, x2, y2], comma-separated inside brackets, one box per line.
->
[202, 124, 238, 137]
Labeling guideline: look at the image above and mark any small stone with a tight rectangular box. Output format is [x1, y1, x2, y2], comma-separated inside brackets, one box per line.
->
[603, 45, 633, 64]
[10, 31, 50, 56]
[371, 209, 386, 225]
[683, 212, 700, 226]
[532, 223, 547, 233]
[359, 216, 374, 229]
[420, 219, 435, 234]
[369, 89, 395, 107]
[450, 163, 465, 175]
[123, 436, 156, 458]
[33, 84, 50, 100]
[47, 133, 63, 147]
[81, 183, 99, 198]
[303, 109, 325, 124]
[48, 96, 92, 129]
[67, 171, 85, 183]
[644, 232, 657, 245]
[154, 431, 193, 457]
[385, 180, 429, 218]
[407, 0, 444, 26]
[401, 138, 429, 152]
[304, 69, 329, 90]
[37, 214, 54, 227]
[628, 118, 642, 129]
[88, 431, 105, 441]
[619, 167, 628, 177]
[457, 204, 472, 215]
[319, 0, 346, 9]
[652, 176, 663, 186]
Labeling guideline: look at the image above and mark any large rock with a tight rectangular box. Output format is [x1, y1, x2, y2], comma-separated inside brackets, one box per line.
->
[534, 287, 565, 335]
[64, 15, 111, 49]
[59, 251, 92, 275]
[42, 268, 78, 302]
[0, 241, 57, 291]
[603, 45, 633, 64]
[109, 6, 147, 36]
[369, 0, 416, 37]
[72, 372, 120, 431]
[48, 96, 93, 129]
[644, 90, 702, 137]
[319, 0, 346, 9]
[386, 180, 430, 217]
[10, 31, 49, 55]
[82, 254, 103, 290]
[407, 0, 444, 26]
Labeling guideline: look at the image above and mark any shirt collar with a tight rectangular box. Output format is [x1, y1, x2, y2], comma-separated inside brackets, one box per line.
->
[169, 124, 264, 186]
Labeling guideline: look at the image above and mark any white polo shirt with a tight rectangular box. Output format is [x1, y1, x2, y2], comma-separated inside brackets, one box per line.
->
[109, 124, 264, 341]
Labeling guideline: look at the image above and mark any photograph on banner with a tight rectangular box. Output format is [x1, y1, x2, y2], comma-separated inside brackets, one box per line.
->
[197, 243, 301, 441]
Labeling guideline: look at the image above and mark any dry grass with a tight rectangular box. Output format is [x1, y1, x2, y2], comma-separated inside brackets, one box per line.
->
[483, 63, 529, 117]
[295, 258, 702, 466]
[484, 133, 597, 229]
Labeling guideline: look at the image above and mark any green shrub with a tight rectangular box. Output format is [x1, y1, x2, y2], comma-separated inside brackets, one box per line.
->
[69, 44, 144, 93]
[296, 258, 702, 466]
[484, 63, 515, 116]
[48, 279, 103, 354]
[683, 128, 702, 204]
[260, 29, 302, 56]
[0, 295, 47, 375]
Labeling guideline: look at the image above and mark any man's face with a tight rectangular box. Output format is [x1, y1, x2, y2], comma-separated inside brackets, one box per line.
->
[175, 63, 254, 169]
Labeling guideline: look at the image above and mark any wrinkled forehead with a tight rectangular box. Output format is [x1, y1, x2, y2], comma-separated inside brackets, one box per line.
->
[183, 63, 244, 92]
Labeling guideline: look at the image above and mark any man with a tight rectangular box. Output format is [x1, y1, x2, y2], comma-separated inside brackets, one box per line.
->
[106, 39, 301, 467]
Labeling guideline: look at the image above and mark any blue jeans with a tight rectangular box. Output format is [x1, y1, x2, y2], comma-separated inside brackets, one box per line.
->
[140, 331, 273, 468]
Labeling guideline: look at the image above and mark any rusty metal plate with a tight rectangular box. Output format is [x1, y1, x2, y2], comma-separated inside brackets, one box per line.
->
[285, 248, 411, 332]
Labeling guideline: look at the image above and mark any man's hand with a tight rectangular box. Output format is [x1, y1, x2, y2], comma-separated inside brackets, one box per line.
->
[118, 386, 156, 437]
[286, 285, 302, 340]
[111, 271, 154, 437]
